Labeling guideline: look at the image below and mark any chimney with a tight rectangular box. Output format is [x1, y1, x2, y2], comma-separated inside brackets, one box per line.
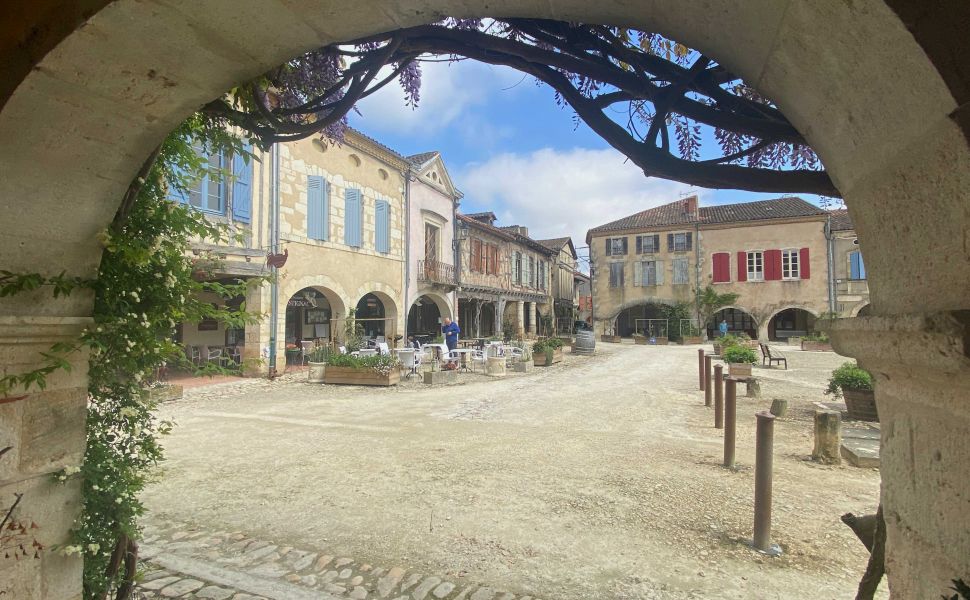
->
[683, 195, 699, 219]
[508, 225, 529, 237]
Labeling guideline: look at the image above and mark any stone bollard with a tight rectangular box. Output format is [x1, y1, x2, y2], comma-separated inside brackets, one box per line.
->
[745, 378, 762, 399]
[698, 348, 706, 391]
[812, 409, 842, 464]
[769, 398, 789, 418]
[704, 355, 713, 406]
[485, 356, 506, 378]
[714, 364, 724, 429]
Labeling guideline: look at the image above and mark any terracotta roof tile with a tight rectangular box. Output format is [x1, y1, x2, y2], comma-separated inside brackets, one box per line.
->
[407, 151, 438, 166]
[829, 209, 855, 231]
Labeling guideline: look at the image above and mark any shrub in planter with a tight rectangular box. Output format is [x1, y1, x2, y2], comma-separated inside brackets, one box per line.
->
[307, 346, 331, 383]
[533, 337, 564, 366]
[802, 331, 833, 352]
[324, 352, 400, 385]
[723, 344, 757, 377]
[825, 362, 877, 420]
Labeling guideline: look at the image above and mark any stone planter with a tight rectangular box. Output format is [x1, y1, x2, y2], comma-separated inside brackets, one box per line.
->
[600, 335, 622, 343]
[533, 348, 563, 366]
[485, 356, 506, 377]
[307, 361, 326, 383]
[788, 336, 803, 347]
[682, 336, 703, 345]
[802, 340, 834, 352]
[424, 370, 457, 385]
[844, 388, 878, 421]
[512, 360, 534, 373]
[728, 363, 753, 377]
[144, 384, 183, 403]
[323, 366, 400, 386]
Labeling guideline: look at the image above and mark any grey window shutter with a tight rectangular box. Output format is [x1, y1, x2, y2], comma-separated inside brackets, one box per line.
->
[667, 233, 674, 251]
[375, 199, 390, 253]
[307, 175, 327, 240]
[345, 188, 362, 247]
[686, 232, 693, 251]
[656, 260, 665, 285]
[622, 237, 628, 255]
[633, 261, 641, 287]
[636, 236, 642, 254]
[605, 238, 612, 256]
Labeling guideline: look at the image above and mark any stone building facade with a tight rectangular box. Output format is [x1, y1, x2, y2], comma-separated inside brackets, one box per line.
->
[587, 196, 836, 341]
[536, 237, 580, 333]
[405, 151, 460, 341]
[828, 209, 870, 318]
[456, 213, 554, 339]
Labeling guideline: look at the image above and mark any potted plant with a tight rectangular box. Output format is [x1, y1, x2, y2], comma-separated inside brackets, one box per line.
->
[802, 331, 833, 352]
[723, 344, 757, 377]
[533, 337, 564, 366]
[323, 352, 400, 386]
[825, 362, 876, 421]
[307, 346, 330, 383]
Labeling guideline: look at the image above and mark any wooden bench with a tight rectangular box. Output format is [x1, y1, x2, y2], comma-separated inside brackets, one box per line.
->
[760, 343, 787, 369]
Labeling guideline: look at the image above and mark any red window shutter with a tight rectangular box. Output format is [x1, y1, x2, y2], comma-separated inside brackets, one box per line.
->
[737, 251, 747, 282]
[712, 252, 730, 283]
[799, 247, 810, 279]
[765, 249, 782, 280]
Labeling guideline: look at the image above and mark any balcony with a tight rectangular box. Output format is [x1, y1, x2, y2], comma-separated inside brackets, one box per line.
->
[418, 259, 456, 287]
[836, 279, 870, 297]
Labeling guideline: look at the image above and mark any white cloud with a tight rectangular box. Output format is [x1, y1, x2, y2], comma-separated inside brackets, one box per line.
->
[353, 60, 524, 136]
[457, 147, 707, 266]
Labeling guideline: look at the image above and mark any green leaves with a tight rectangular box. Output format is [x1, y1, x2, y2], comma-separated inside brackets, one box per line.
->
[825, 362, 874, 397]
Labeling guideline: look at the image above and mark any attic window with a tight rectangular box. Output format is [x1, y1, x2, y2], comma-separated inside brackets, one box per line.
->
[431, 172, 438, 181]
[378, 168, 388, 180]
[312, 139, 328, 153]
[349, 154, 361, 167]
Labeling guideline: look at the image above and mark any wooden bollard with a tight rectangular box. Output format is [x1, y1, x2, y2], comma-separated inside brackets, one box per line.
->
[753, 411, 777, 553]
[812, 409, 842, 464]
[724, 377, 737, 469]
[698, 348, 706, 391]
[704, 355, 712, 406]
[714, 364, 724, 428]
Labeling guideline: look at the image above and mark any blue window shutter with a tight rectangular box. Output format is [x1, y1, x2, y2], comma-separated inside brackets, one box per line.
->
[167, 160, 190, 204]
[375, 199, 390, 253]
[850, 251, 866, 280]
[345, 189, 362, 247]
[231, 143, 252, 223]
[307, 175, 328, 240]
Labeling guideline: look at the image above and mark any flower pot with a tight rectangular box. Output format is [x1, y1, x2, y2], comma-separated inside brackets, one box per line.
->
[728, 363, 752, 377]
[307, 361, 326, 383]
[533, 348, 563, 366]
[323, 366, 399, 386]
[843, 387, 878, 421]
[802, 340, 834, 352]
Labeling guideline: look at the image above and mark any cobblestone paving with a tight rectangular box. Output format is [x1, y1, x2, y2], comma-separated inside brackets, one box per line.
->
[135, 520, 542, 600]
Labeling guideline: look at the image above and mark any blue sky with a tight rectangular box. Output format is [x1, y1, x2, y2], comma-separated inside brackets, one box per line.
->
[349, 59, 828, 261]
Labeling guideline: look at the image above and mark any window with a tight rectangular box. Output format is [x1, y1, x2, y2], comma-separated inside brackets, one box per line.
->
[344, 188, 363, 247]
[609, 262, 624, 287]
[712, 252, 731, 283]
[636, 260, 663, 286]
[637, 234, 659, 254]
[849, 251, 866, 280]
[425, 224, 439, 263]
[529, 256, 536, 287]
[782, 249, 800, 279]
[169, 145, 228, 214]
[668, 232, 693, 252]
[375, 199, 390, 253]
[470, 238, 483, 272]
[605, 237, 628, 256]
[513, 251, 522, 283]
[307, 175, 328, 241]
[672, 258, 689, 285]
[747, 251, 764, 281]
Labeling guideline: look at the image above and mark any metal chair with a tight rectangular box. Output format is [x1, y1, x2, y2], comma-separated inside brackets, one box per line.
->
[300, 340, 314, 366]
[358, 348, 377, 357]
[206, 347, 223, 365]
[398, 349, 418, 379]
[377, 342, 390, 356]
[188, 345, 203, 366]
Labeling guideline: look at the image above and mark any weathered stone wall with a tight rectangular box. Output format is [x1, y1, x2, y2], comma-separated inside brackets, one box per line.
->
[407, 160, 458, 326]
[831, 229, 870, 317]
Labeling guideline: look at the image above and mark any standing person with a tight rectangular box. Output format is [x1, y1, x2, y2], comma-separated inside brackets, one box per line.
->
[441, 317, 460, 370]
[719, 318, 729, 338]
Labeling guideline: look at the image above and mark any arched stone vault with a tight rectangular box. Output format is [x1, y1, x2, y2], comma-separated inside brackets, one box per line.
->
[2, 3, 969, 597]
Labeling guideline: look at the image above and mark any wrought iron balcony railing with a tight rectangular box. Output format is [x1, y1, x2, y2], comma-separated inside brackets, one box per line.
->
[418, 259, 456, 286]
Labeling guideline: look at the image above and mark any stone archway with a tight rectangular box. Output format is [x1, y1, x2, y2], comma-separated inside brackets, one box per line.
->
[353, 290, 399, 342]
[2, 3, 970, 597]
[762, 305, 819, 342]
[707, 306, 759, 340]
[407, 293, 451, 340]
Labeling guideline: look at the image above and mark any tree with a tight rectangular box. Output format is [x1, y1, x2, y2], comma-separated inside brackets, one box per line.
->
[695, 285, 740, 336]
[202, 18, 837, 196]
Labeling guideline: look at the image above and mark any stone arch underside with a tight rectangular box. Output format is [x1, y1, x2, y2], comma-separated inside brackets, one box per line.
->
[2, 2, 969, 598]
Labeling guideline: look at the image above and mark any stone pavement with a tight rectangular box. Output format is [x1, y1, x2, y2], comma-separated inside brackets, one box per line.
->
[134, 520, 542, 600]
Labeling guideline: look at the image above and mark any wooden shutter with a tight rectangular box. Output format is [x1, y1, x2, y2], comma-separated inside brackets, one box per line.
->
[799, 247, 810, 279]
[655, 260, 664, 285]
[605, 238, 612, 256]
[667, 233, 674, 251]
[636, 236, 642, 254]
[307, 175, 328, 240]
[764, 249, 782, 280]
[231, 142, 252, 223]
[621, 238, 628, 255]
[345, 189, 362, 247]
[737, 251, 747, 282]
[633, 261, 642, 287]
[471, 239, 481, 272]
[375, 199, 390, 253]
[653, 234, 660, 253]
[685, 232, 692, 251]
[712, 252, 731, 283]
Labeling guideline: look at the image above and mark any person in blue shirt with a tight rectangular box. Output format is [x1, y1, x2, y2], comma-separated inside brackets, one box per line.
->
[718, 319, 729, 338]
[441, 317, 460, 370]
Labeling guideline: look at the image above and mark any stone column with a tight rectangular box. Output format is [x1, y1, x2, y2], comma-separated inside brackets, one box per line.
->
[495, 298, 506, 337]
[529, 302, 538, 337]
[828, 313, 970, 597]
[812, 409, 841, 464]
[515, 301, 525, 339]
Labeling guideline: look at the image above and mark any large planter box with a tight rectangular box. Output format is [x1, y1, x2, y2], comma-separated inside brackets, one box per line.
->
[600, 335, 622, 343]
[844, 388, 878, 421]
[634, 336, 648, 345]
[533, 348, 563, 366]
[788, 336, 804, 347]
[728, 363, 753, 377]
[635, 336, 669, 345]
[802, 340, 834, 352]
[424, 370, 457, 385]
[682, 336, 703, 345]
[144, 384, 183, 403]
[324, 366, 400, 386]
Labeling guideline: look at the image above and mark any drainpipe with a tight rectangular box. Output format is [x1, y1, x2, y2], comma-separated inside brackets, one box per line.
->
[267, 143, 280, 376]
[402, 168, 411, 340]
[694, 221, 702, 337]
[824, 216, 836, 314]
